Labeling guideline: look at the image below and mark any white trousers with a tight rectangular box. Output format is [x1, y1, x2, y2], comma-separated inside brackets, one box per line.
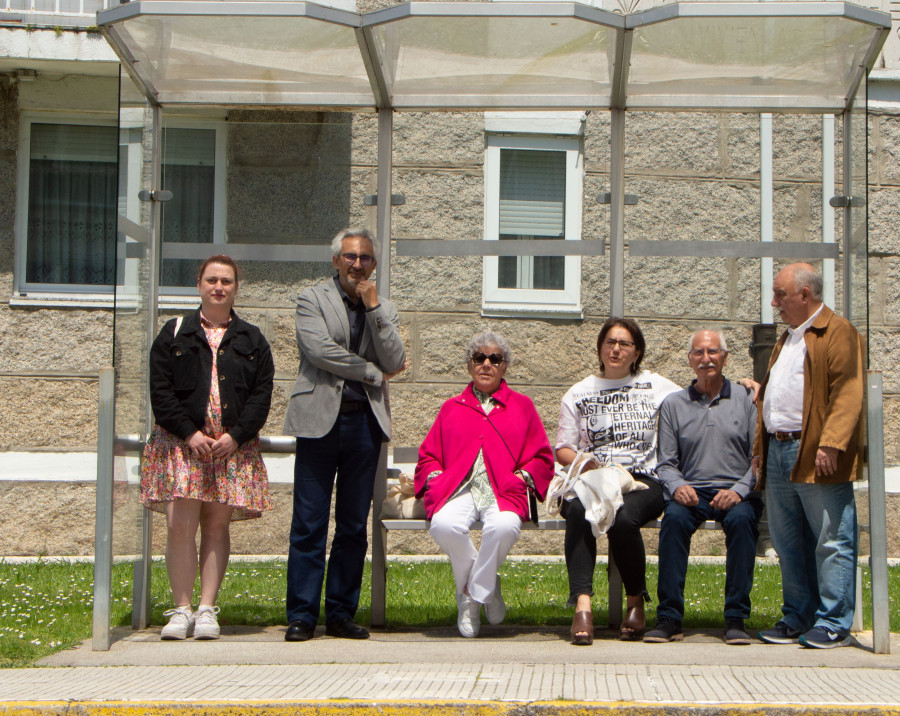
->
[429, 488, 522, 605]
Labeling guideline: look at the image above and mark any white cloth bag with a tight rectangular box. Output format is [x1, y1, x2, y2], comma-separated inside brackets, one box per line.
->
[546, 450, 648, 538]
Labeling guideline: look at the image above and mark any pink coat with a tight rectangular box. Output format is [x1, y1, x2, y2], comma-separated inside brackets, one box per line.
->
[414, 381, 554, 521]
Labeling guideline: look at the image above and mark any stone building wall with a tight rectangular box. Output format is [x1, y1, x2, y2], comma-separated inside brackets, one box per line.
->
[1, 27, 899, 557]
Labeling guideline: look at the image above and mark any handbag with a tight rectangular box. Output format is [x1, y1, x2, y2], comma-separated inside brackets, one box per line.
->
[380, 472, 426, 519]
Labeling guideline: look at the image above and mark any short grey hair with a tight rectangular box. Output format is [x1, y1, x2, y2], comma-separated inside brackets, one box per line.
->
[687, 329, 729, 354]
[465, 330, 512, 366]
[791, 265, 823, 301]
[330, 228, 380, 259]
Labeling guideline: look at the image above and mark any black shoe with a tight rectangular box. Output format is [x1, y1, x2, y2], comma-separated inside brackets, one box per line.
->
[799, 626, 851, 649]
[285, 621, 316, 642]
[758, 621, 802, 644]
[724, 618, 752, 645]
[643, 617, 683, 643]
[325, 619, 370, 640]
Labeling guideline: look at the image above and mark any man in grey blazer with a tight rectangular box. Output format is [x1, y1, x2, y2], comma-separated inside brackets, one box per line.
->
[283, 228, 406, 642]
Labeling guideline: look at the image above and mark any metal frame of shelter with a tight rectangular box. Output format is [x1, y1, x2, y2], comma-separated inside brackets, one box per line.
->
[92, 0, 891, 652]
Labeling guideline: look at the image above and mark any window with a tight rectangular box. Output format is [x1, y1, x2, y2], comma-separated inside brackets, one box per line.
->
[482, 133, 583, 317]
[15, 115, 225, 300]
[17, 120, 118, 293]
[159, 125, 225, 289]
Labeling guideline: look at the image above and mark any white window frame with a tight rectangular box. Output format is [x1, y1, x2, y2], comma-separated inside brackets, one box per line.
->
[14, 112, 119, 304]
[13, 113, 226, 306]
[482, 133, 583, 318]
[156, 118, 228, 300]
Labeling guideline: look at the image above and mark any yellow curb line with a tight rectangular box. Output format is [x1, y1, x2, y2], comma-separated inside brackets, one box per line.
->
[3, 702, 900, 716]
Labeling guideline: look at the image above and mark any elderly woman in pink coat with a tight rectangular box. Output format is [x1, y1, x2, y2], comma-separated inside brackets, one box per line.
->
[415, 330, 554, 638]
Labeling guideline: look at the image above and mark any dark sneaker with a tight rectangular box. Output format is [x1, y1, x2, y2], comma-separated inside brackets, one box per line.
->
[758, 621, 802, 644]
[724, 618, 751, 645]
[643, 618, 683, 643]
[799, 626, 851, 649]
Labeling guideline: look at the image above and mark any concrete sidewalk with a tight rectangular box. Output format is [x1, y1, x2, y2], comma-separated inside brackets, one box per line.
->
[1, 625, 899, 714]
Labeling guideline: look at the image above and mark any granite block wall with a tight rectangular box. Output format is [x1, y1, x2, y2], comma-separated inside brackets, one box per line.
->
[2, 70, 900, 556]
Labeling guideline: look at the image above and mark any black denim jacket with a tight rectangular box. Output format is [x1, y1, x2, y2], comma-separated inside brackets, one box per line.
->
[148, 308, 274, 446]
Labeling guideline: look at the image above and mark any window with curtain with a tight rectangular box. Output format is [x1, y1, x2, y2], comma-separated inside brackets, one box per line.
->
[19, 120, 222, 296]
[160, 127, 217, 288]
[25, 123, 117, 287]
[482, 133, 583, 317]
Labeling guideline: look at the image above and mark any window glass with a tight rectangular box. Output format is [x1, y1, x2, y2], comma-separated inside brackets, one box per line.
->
[497, 148, 566, 291]
[160, 127, 217, 288]
[26, 123, 117, 286]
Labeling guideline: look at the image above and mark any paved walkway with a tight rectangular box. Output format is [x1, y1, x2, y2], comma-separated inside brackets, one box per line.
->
[2, 625, 899, 714]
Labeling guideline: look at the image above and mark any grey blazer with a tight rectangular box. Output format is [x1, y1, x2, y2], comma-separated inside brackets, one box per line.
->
[282, 278, 406, 440]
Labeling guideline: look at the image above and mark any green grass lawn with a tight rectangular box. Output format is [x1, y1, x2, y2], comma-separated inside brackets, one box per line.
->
[1, 558, 897, 668]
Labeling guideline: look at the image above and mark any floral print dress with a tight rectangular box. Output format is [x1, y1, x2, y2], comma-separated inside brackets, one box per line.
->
[140, 318, 270, 520]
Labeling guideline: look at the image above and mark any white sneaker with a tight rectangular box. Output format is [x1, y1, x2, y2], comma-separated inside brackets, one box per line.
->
[194, 605, 221, 640]
[160, 606, 194, 640]
[483, 580, 506, 625]
[456, 593, 480, 638]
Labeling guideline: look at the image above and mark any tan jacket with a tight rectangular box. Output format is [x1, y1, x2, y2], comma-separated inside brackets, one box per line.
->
[753, 306, 864, 488]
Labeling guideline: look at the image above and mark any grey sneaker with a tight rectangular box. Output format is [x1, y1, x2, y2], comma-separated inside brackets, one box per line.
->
[799, 626, 851, 649]
[643, 617, 683, 643]
[724, 618, 751, 645]
[160, 606, 194, 640]
[194, 605, 221, 640]
[758, 621, 802, 644]
[484, 580, 506, 625]
[456, 593, 480, 638]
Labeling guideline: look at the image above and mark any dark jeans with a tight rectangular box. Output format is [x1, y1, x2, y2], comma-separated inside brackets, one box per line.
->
[285, 408, 383, 626]
[656, 488, 763, 623]
[563, 475, 664, 605]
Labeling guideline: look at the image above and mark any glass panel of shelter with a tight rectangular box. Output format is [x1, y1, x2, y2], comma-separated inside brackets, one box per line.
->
[113, 104, 866, 442]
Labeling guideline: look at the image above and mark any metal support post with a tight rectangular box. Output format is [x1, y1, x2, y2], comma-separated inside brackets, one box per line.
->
[760, 113, 774, 324]
[841, 108, 853, 319]
[822, 115, 836, 308]
[866, 371, 890, 653]
[133, 103, 163, 631]
[609, 108, 625, 318]
[92, 367, 116, 651]
[370, 106, 394, 627]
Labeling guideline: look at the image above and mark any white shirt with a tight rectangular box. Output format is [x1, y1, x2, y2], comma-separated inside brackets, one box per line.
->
[763, 304, 824, 433]
[556, 370, 680, 477]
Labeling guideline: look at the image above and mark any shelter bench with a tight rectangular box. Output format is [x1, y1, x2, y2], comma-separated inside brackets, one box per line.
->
[372, 448, 726, 630]
[379, 516, 725, 629]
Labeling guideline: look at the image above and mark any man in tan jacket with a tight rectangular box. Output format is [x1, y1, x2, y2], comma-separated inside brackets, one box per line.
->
[752, 263, 864, 649]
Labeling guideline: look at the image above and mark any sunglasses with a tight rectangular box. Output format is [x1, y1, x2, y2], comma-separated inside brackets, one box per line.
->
[471, 352, 505, 367]
[340, 252, 375, 267]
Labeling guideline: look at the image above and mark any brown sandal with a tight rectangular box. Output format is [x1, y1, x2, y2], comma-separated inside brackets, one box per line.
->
[571, 610, 594, 646]
[620, 605, 645, 641]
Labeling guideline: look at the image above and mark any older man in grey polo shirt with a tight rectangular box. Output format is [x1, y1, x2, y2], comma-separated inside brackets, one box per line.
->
[644, 329, 763, 645]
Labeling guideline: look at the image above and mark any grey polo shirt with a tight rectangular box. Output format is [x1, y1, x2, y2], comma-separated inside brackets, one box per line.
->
[656, 378, 759, 501]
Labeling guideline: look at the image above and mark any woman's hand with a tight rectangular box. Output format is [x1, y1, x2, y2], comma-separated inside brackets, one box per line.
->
[556, 447, 599, 471]
[186, 431, 215, 458]
[211, 433, 238, 459]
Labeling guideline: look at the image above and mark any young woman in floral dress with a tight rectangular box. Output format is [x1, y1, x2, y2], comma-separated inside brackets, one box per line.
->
[141, 255, 274, 640]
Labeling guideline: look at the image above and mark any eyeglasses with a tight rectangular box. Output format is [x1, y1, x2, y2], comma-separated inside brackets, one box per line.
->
[690, 348, 725, 358]
[603, 338, 635, 349]
[340, 253, 375, 267]
[471, 352, 505, 367]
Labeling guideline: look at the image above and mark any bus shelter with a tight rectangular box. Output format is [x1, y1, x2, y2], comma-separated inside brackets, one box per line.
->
[93, 0, 891, 652]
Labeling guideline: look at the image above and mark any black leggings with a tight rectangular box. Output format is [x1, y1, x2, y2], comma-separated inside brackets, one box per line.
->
[562, 475, 664, 606]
